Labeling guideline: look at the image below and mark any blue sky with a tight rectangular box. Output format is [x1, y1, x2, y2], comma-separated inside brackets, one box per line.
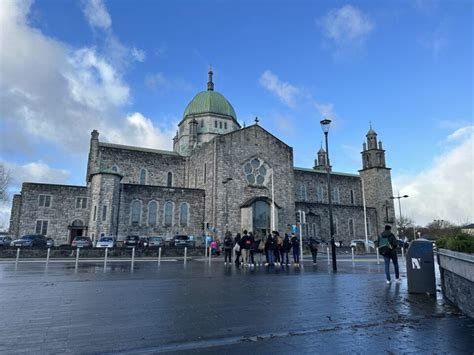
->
[0, 0, 472, 227]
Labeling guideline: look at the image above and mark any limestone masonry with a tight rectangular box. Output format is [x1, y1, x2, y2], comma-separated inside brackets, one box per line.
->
[9, 69, 396, 245]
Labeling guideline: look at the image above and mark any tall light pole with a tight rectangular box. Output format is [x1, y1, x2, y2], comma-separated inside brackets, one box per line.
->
[390, 192, 408, 238]
[321, 119, 337, 272]
[222, 177, 233, 232]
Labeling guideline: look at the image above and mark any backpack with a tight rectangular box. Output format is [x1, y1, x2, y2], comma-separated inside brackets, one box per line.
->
[378, 236, 392, 256]
[224, 237, 232, 247]
[310, 239, 319, 250]
[245, 239, 252, 247]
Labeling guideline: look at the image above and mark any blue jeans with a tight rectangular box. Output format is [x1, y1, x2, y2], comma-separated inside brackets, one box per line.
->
[293, 249, 300, 263]
[267, 250, 275, 265]
[282, 251, 290, 264]
[383, 253, 399, 281]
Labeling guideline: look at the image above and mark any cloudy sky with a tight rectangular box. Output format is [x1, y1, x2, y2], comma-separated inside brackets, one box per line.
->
[0, 0, 472, 228]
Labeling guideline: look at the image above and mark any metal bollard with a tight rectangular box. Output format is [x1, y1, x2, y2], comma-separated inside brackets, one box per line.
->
[327, 247, 330, 264]
[75, 248, 80, 270]
[15, 248, 20, 265]
[46, 248, 51, 266]
[208, 247, 212, 263]
[103, 248, 108, 272]
[158, 247, 162, 266]
[351, 247, 355, 266]
[376, 247, 380, 265]
[184, 247, 187, 265]
[131, 247, 135, 271]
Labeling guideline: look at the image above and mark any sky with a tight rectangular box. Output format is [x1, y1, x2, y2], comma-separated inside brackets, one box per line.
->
[0, 0, 472, 228]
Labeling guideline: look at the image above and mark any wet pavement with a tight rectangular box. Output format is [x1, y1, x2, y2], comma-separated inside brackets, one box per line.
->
[0, 257, 472, 354]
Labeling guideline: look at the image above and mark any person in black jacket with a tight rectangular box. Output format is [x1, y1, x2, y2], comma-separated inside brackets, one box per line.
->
[291, 233, 300, 266]
[265, 233, 276, 266]
[308, 236, 320, 264]
[223, 231, 233, 265]
[240, 230, 252, 266]
[378, 225, 400, 284]
[234, 233, 241, 265]
[282, 233, 292, 266]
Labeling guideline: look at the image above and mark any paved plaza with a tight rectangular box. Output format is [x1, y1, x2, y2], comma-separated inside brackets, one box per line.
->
[0, 256, 472, 354]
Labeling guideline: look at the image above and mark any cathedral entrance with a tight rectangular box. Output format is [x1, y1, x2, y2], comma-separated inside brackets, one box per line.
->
[68, 219, 87, 244]
[253, 200, 270, 236]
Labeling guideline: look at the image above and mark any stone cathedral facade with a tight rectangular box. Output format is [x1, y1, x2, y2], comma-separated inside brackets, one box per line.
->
[9, 69, 396, 245]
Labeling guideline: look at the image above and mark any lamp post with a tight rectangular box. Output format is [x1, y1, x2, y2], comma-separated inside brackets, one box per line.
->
[222, 177, 233, 232]
[320, 119, 337, 272]
[390, 192, 408, 238]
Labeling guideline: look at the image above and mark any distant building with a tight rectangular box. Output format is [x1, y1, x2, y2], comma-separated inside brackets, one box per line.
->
[461, 224, 474, 236]
[9, 68, 396, 245]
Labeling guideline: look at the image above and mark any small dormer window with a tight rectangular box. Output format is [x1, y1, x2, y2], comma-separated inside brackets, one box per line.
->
[214, 120, 217, 128]
[224, 122, 227, 129]
[219, 121, 222, 129]
[200, 120, 204, 128]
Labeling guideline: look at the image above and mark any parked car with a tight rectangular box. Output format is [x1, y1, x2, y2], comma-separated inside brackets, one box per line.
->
[11, 234, 47, 247]
[147, 236, 164, 248]
[71, 236, 93, 248]
[0, 236, 12, 247]
[164, 236, 174, 247]
[96, 237, 115, 248]
[123, 235, 140, 248]
[173, 235, 194, 248]
[46, 238, 55, 248]
[350, 239, 375, 250]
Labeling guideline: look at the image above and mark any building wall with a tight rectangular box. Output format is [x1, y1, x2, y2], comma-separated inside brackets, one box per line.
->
[117, 184, 205, 239]
[17, 183, 89, 245]
[98, 144, 186, 187]
[8, 194, 22, 237]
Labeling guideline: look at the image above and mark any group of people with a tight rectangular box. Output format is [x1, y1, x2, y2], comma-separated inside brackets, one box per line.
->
[221, 230, 321, 267]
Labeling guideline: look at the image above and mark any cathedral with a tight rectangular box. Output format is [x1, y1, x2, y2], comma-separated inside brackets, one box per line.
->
[9, 69, 396, 245]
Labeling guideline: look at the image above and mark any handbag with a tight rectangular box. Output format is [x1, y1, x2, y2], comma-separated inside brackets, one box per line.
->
[258, 240, 265, 251]
[233, 243, 240, 252]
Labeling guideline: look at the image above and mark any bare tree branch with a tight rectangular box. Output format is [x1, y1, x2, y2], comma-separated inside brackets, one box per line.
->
[0, 163, 10, 201]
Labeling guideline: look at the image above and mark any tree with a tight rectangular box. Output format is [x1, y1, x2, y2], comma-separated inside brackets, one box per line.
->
[422, 220, 461, 239]
[0, 163, 9, 201]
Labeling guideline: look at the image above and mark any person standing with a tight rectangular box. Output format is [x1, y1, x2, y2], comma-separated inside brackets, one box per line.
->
[248, 232, 256, 267]
[223, 231, 233, 265]
[378, 225, 400, 284]
[274, 231, 282, 266]
[282, 233, 292, 266]
[308, 236, 320, 265]
[291, 233, 300, 266]
[234, 233, 242, 265]
[265, 233, 276, 266]
[240, 230, 252, 266]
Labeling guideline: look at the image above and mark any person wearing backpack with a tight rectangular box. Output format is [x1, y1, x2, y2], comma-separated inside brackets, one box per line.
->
[223, 231, 233, 265]
[378, 225, 400, 284]
[308, 236, 320, 265]
[291, 233, 300, 266]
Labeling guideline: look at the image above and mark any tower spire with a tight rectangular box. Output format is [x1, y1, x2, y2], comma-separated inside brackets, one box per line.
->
[207, 65, 214, 91]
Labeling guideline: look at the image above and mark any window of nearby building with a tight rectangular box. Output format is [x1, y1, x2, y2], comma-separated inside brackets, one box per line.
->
[316, 185, 323, 203]
[140, 168, 147, 185]
[300, 184, 307, 201]
[102, 205, 107, 221]
[167, 172, 173, 187]
[366, 217, 371, 236]
[111, 165, 119, 173]
[39, 195, 51, 207]
[35, 220, 48, 235]
[131, 200, 141, 225]
[203, 163, 207, 183]
[242, 158, 268, 186]
[93, 206, 97, 221]
[76, 197, 87, 209]
[180, 203, 189, 227]
[194, 169, 197, 187]
[348, 218, 354, 237]
[164, 201, 173, 226]
[224, 122, 227, 129]
[350, 189, 355, 205]
[333, 217, 338, 235]
[219, 121, 222, 129]
[200, 120, 204, 128]
[332, 187, 340, 204]
[214, 120, 217, 128]
[148, 201, 158, 226]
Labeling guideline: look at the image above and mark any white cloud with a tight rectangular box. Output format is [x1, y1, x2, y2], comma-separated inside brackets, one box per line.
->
[313, 101, 337, 121]
[145, 72, 193, 91]
[394, 126, 474, 226]
[259, 70, 301, 107]
[131, 47, 146, 62]
[82, 0, 112, 29]
[317, 5, 374, 51]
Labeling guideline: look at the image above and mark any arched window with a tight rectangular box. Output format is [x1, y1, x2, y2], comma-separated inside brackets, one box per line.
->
[130, 200, 141, 225]
[111, 165, 119, 173]
[350, 189, 355, 205]
[167, 172, 173, 187]
[140, 169, 147, 185]
[179, 203, 189, 227]
[164, 201, 173, 226]
[148, 201, 158, 226]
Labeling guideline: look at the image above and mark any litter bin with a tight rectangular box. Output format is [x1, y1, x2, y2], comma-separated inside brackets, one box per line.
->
[406, 239, 436, 295]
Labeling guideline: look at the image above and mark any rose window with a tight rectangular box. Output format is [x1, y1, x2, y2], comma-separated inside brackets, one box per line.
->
[243, 158, 268, 186]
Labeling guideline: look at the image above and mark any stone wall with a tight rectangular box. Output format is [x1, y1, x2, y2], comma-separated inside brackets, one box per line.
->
[17, 183, 89, 245]
[98, 143, 186, 187]
[117, 184, 205, 239]
[8, 194, 22, 237]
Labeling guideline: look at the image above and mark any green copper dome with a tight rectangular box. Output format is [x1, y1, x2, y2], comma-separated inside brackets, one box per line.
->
[183, 90, 237, 119]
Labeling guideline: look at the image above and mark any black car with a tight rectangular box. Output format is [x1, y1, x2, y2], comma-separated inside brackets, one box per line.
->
[0, 236, 12, 247]
[173, 235, 194, 248]
[123, 235, 140, 248]
[11, 234, 47, 247]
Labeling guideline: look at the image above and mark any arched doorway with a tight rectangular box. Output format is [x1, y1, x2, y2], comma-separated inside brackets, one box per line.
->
[68, 219, 86, 244]
[253, 200, 270, 235]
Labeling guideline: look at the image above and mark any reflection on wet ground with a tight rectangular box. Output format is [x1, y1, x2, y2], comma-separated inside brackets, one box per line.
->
[0, 258, 472, 354]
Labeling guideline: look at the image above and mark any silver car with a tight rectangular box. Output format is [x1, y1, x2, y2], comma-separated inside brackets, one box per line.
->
[0, 236, 12, 247]
[95, 237, 115, 248]
[147, 236, 164, 248]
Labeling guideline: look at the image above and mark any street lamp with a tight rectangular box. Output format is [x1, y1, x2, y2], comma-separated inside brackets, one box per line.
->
[320, 119, 337, 272]
[222, 177, 233, 232]
[390, 192, 408, 238]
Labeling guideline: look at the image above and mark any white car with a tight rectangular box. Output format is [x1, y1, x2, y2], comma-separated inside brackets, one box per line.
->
[350, 239, 375, 250]
[95, 237, 115, 248]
